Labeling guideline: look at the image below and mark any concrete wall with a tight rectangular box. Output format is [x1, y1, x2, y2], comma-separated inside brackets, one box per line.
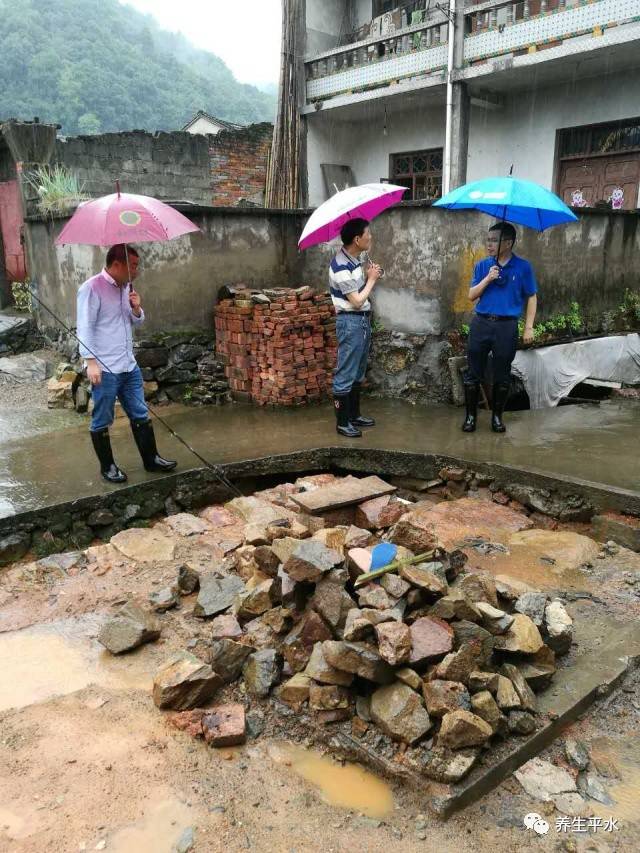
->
[26, 207, 308, 338]
[298, 204, 640, 334]
[306, 118, 360, 205]
[354, 0, 373, 28]
[307, 100, 446, 204]
[467, 69, 640, 197]
[305, 68, 640, 205]
[26, 201, 640, 337]
[55, 131, 213, 204]
[306, 0, 348, 55]
[24, 201, 640, 405]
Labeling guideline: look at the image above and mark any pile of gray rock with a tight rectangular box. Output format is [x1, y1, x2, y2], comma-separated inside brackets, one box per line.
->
[47, 332, 231, 411]
[96, 478, 575, 782]
[0, 312, 44, 356]
[134, 333, 230, 405]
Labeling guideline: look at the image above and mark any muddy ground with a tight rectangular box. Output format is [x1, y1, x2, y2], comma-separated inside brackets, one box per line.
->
[1, 487, 640, 853]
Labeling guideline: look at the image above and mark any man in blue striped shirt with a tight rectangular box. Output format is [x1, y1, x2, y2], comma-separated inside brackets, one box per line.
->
[329, 218, 381, 437]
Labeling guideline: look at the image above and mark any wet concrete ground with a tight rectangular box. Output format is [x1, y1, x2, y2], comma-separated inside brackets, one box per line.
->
[1, 397, 639, 518]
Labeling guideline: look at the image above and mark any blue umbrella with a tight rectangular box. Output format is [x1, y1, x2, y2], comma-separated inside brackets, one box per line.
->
[433, 176, 577, 232]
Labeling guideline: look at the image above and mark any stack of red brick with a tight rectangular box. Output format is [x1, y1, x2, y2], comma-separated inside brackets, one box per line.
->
[214, 287, 337, 406]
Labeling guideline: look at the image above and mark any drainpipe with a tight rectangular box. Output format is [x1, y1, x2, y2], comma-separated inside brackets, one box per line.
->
[443, 0, 457, 195]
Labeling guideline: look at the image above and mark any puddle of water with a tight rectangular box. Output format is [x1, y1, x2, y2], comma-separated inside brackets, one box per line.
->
[589, 737, 640, 825]
[108, 798, 193, 853]
[270, 743, 394, 819]
[0, 617, 153, 712]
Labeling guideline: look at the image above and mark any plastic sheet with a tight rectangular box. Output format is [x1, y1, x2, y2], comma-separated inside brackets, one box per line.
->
[511, 333, 640, 409]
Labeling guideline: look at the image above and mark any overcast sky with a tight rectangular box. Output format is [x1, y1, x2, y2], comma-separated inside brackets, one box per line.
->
[122, 0, 282, 89]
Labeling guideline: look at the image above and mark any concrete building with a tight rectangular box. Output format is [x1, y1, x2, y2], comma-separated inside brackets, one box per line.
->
[301, 0, 640, 209]
[182, 110, 242, 135]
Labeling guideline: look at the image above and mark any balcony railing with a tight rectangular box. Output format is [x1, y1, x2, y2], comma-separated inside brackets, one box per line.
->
[305, 18, 449, 102]
[463, 0, 640, 64]
[305, 0, 640, 105]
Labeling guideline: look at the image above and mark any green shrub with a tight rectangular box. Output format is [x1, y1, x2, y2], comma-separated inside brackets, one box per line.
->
[11, 280, 32, 312]
[25, 164, 88, 215]
[619, 289, 640, 324]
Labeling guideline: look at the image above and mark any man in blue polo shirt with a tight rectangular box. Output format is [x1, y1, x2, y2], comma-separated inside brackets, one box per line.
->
[462, 222, 537, 433]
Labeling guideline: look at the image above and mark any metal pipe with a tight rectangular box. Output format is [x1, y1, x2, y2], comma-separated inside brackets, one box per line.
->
[443, 0, 457, 194]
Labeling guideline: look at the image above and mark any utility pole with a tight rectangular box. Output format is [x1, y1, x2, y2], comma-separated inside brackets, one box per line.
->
[443, 0, 470, 193]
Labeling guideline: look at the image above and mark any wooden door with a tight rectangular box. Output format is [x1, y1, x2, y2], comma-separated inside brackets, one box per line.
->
[0, 179, 27, 280]
[558, 153, 640, 210]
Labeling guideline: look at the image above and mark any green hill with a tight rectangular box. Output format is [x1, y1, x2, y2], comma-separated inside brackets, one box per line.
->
[0, 0, 277, 135]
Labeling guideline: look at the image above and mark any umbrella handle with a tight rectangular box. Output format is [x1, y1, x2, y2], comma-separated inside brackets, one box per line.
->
[362, 251, 385, 279]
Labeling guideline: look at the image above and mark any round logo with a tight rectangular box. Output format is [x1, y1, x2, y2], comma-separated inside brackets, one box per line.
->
[119, 210, 142, 226]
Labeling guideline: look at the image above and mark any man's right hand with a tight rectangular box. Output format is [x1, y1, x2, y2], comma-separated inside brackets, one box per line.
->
[367, 263, 383, 284]
[87, 361, 102, 385]
[485, 265, 501, 283]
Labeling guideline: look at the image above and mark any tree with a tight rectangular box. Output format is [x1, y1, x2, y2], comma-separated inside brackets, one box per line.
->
[77, 112, 102, 135]
[0, 0, 276, 134]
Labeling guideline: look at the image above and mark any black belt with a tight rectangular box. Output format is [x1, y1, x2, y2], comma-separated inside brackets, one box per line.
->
[476, 313, 516, 322]
[337, 311, 370, 316]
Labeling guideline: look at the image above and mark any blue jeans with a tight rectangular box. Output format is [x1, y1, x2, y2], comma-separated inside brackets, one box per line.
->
[90, 365, 148, 431]
[333, 312, 371, 395]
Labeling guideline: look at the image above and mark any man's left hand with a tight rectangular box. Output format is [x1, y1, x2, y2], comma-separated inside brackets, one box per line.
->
[129, 288, 142, 316]
[523, 325, 534, 344]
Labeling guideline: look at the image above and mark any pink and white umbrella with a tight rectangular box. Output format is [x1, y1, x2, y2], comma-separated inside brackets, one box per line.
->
[55, 187, 200, 246]
[298, 183, 408, 250]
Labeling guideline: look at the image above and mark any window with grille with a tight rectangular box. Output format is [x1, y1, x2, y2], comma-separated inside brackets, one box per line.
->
[390, 148, 443, 201]
[558, 118, 640, 159]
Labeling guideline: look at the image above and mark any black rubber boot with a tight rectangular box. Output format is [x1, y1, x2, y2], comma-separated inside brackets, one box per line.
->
[491, 383, 510, 433]
[131, 418, 177, 472]
[90, 428, 127, 484]
[462, 383, 479, 433]
[334, 394, 362, 438]
[350, 382, 375, 427]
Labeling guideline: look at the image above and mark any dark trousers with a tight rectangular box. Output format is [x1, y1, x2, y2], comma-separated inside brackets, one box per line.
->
[464, 314, 518, 386]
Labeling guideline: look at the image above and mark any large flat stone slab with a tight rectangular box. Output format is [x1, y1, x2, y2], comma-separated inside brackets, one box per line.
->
[0, 353, 52, 382]
[110, 528, 176, 562]
[407, 497, 533, 551]
[291, 475, 396, 514]
[470, 529, 599, 592]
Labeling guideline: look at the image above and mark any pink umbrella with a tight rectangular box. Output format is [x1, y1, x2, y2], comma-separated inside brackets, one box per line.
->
[298, 183, 408, 250]
[55, 185, 200, 246]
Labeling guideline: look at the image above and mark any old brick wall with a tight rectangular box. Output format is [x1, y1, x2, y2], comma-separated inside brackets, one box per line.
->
[55, 130, 213, 204]
[209, 123, 272, 207]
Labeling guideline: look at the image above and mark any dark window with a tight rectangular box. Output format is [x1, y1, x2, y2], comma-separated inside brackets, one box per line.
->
[373, 1, 427, 19]
[373, 0, 396, 14]
[558, 118, 640, 159]
[391, 148, 443, 200]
